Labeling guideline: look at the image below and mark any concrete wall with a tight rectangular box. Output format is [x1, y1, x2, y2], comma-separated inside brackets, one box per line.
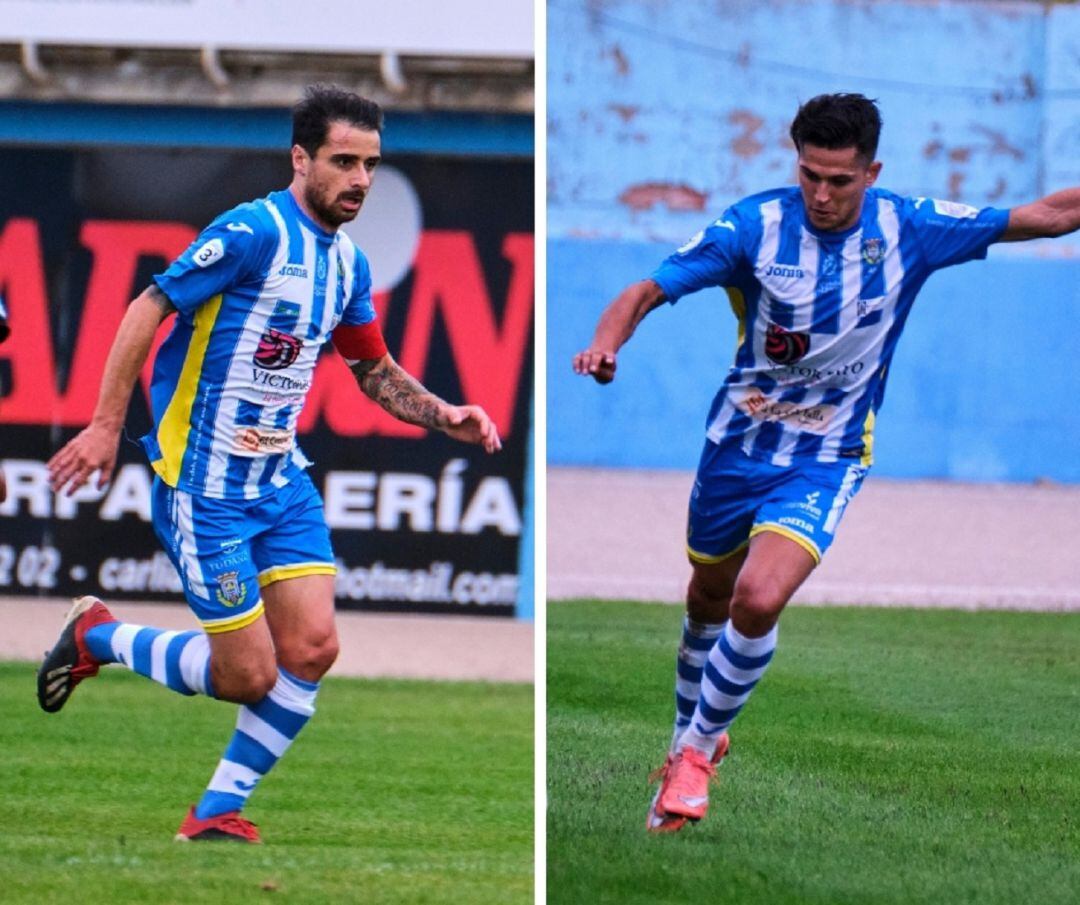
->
[548, 0, 1080, 482]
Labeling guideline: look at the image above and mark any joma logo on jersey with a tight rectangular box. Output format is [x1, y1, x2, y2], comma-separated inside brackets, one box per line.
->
[278, 264, 309, 278]
[765, 264, 805, 279]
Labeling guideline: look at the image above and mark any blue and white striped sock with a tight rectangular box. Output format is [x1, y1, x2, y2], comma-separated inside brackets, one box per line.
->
[677, 621, 778, 758]
[84, 622, 214, 697]
[195, 667, 319, 819]
[671, 617, 725, 749]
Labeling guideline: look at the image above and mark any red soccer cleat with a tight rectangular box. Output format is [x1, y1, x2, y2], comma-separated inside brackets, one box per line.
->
[37, 596, 116, 713]
[647, 732, 729, 833]
[175, 807, 262, 843]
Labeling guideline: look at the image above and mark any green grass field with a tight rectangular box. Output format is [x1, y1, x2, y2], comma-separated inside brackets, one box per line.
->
[0, 663, 532, 904]
[548, 601, 1080, 905]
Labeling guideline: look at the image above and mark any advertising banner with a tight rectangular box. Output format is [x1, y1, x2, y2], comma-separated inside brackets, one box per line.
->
[0, 145, 533, 616]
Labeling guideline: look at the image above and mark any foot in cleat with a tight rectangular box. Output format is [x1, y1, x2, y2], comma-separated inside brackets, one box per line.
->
[646, 732, 729, 833]
[175, 806, 262, 843]
[36, 596, 116, 713]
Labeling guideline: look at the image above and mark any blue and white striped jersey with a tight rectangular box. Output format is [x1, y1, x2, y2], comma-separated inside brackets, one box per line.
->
[651, 186, 1009, 467]
[142, 188, 377, 500]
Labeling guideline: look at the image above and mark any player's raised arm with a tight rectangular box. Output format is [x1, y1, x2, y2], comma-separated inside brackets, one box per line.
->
[1000, 187, 1080, 242]
[47, 285, 174, 494]
[572, 278, 667, 384]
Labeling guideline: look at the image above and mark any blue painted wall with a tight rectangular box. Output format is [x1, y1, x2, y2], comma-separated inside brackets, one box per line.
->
[548, 0, 1080, 482]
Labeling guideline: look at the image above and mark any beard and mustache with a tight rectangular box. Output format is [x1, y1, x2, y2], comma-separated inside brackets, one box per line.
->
[304, 183, 365, 228]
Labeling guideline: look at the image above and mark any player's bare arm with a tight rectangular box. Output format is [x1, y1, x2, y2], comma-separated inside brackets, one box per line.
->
[47, 284, 174, 493]
[572, 278, 667, 384]
[1001, 187, 1080, 241]
[350, 354, 502, 453]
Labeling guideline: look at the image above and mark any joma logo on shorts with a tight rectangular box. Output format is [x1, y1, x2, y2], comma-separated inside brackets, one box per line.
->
[765, 264, 805, 279]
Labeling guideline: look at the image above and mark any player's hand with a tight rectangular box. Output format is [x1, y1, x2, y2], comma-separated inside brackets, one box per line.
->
[438, 404, 502, 454]
[47, 423, 121, 494]
[572, 349, 617, 384]
[0, 465, 6, 504]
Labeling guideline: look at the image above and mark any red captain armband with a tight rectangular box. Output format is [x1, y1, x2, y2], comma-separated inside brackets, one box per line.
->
[332, 321, 388, 362]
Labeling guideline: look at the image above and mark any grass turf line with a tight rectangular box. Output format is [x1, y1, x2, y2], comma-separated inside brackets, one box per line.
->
[548, 601, 1080, 905]
[0, 663, 532, 905]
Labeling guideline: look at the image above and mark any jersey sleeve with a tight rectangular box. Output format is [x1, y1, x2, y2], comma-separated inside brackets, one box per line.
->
[650, 210, 746, 303]
[906, 197, 1010, 271]
[339, 245, 377, 327]
[153, 205, 274, 316]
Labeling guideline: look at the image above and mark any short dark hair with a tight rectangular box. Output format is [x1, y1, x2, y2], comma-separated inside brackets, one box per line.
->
[790, 93, 882, 163]
[291, 84, 383, 157]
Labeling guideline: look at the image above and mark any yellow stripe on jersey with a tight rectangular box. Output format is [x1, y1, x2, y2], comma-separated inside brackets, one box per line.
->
[725, 287, 747, 350]
[151, 294, 223, 486]
[860, 408, 876, 467]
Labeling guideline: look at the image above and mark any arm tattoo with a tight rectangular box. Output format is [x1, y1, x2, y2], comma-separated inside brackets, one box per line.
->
[351, 357, 446, 429]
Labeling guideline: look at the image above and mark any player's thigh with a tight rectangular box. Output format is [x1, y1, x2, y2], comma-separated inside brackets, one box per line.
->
[205, 615, 279, 702]
[261, 574, 337, 652]
[251, 474, 339, 678]
[733, 529, 817, 616]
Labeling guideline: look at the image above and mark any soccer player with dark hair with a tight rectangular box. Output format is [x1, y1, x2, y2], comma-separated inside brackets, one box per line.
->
[42, 84, 501, 843]
[573, 91, 1080, 833]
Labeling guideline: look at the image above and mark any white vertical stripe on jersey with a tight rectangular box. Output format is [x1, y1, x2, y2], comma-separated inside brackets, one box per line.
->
[207, 201, 290, 499]
[790, 228, 820, 332]
[829, 197, 905, 460]
[836, 231, 864, 337]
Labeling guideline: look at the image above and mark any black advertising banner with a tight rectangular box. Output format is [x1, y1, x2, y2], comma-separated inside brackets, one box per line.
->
[0, 146, 533, 616]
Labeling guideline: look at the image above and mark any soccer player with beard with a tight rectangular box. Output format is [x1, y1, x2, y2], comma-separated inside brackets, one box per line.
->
[41, 85, 501, 842]
[573, 92, 1080, 833]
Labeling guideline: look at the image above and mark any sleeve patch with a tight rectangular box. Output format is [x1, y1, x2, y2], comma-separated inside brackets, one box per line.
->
[193, 238, 225, 268]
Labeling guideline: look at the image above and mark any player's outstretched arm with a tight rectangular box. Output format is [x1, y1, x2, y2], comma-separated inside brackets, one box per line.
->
[47, 285, 174, 494]
[1001, 187, 1080, 241]
[350, 354, 502, 454]
[572, 279, 666, 384]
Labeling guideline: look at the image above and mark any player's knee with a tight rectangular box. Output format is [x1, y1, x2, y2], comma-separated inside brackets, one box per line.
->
[211, 660, 278, 704]
[278, 630, 338, 681]
[686, 572, 731, 624]
[729, 573, 787, 634]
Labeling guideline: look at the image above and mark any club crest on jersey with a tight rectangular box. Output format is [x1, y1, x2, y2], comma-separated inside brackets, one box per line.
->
[861, 238, 885, 265]
[254, 327, 302, 370]
[214, 571, 246, 608]
[765, 323, 811, 365]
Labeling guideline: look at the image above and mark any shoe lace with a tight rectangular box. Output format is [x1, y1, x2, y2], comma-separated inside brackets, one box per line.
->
[647, 754, 674, 785]
[669, 748, 716, 797]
